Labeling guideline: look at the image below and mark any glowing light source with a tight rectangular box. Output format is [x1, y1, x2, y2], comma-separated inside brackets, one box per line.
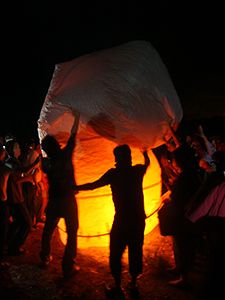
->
[38, 41, 183, 248]
[58, 146, 162, 248]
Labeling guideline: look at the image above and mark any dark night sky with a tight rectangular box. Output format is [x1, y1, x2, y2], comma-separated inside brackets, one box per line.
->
[1, 1, 225, 141]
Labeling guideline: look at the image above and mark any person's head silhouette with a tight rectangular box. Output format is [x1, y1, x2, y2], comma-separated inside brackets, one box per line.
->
[113, 144, 132, 168]
[41, 135, 61, 158]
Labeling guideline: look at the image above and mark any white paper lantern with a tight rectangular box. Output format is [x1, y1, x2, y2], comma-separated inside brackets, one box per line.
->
[38, 41, 182, 248]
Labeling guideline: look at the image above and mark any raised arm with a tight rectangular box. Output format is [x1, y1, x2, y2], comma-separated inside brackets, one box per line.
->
[198, 125, 216, 157]
[198, 125, 208, 143]
[143, 150, 150, 167]
[71, 109, 80, 137]
[165, 118, 181, 148]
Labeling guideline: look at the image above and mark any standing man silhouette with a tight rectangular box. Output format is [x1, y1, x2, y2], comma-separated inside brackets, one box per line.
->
[40, 109, 80, 278]
[74, 144, 150, 297]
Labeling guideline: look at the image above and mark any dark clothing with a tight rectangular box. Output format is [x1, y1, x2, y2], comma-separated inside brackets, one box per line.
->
[40, 196, 78, 274]
[186, 171, 225, 218]
[173, 231, 195, 275]
[169, 167, 201, 275]
[100, 165, 147, 225]
[40, 135, 78, 274]
[47, 136, 76, 200]
[110, 219, 145, 278]
[170, 167, 201, 219]
[5, 157, 33, 253]
[0, 162, 11, 201]
[0, 161, 11, 261]
[99, 164, 147, 277]
[23, 181, 43, 224]
[6, 157, 25, 204]
[199, 217, 225, 299]
[0, 201, 10, 261]
[6, 201, 32, 253]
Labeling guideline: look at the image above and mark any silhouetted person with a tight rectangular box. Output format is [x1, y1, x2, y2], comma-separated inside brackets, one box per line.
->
[186, 151, 225, 299]
[39, 109, 80, 278]
[5, 139, 40, 255]
[74, 144, 150, 298]
[22, 143, 43, 226]
[160, 145, 201, 289]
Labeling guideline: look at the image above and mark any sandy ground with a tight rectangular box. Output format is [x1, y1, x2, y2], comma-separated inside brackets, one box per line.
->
[0, 223, 214, 300]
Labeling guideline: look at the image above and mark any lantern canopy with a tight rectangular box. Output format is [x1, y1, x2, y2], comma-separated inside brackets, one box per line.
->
[38, 41, 183, 248]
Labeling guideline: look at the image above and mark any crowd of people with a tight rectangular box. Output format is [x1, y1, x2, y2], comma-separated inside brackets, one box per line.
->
[158, 121, 225, 299]
[0, 115, 225, 299]
[0, 136, 45, 261]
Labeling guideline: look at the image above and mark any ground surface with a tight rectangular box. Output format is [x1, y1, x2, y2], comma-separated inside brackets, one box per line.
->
[0, 224, 213, 300]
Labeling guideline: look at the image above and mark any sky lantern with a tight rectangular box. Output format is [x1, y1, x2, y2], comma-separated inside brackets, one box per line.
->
[38, 41, 183, 248]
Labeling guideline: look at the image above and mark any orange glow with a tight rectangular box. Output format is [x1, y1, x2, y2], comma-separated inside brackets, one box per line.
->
[39, 113, 163, 248]
[58, 141, 162, 248]
[38, 41, 183, 249]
